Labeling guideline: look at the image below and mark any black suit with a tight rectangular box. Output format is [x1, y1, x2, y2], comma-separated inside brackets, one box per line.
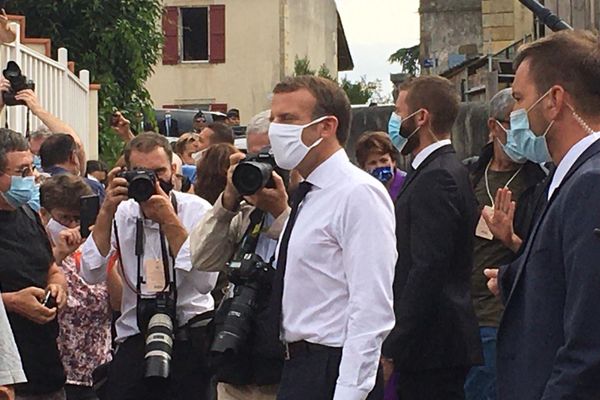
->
[383, 145, 483, 399]
[497, 139, 600, 400]
[159, 117, 179, 137]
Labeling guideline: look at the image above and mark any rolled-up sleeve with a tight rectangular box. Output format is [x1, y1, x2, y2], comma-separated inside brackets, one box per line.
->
[0, 293, 26, 386]
[80, 233, 112, 284]
[333, 183, 397, 400]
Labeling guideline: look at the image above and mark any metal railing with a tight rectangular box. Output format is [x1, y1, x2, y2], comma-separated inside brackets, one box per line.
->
[0, 22, 95, 156]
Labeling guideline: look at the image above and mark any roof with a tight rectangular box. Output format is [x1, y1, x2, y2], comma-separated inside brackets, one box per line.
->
[337, 11, 354, 72]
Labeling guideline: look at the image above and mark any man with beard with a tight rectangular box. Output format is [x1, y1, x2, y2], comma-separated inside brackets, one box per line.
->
[382, 76, 482, 400]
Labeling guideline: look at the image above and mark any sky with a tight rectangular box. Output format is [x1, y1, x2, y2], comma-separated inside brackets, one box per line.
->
[335, 0, 420, 101]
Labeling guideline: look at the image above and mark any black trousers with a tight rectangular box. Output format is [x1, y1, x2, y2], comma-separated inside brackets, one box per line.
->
[396, 367, 470, 400]
[276, 345, 383, 400]
[105, 334, 211, 400]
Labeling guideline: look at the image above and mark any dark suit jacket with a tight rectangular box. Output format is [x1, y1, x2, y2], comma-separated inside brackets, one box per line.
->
[497, 139, 600, 400]
[158, 118, 179, 137]
[383, 145, 483, 371]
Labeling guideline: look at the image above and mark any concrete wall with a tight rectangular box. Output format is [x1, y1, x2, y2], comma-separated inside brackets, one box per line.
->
[420, 0, 483, 75]
[481, 0, 534, 55]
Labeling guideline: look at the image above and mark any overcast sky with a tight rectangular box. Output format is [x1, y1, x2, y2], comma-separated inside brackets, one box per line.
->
[335, 0, 420, 99]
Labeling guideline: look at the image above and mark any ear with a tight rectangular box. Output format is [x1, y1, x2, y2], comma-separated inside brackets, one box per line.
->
[487, 118, 498, 137]
[415, 109, 429, 127]
[320, 116, 339, 140]
[170, 162, 177, 180]
[547, 85, 565, 121]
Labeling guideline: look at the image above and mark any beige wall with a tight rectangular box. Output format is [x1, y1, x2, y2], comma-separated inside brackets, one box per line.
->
[481, 0, 533, 55]
[146, 0, 340, 124]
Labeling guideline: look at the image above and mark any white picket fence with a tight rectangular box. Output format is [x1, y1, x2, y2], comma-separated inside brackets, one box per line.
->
[0, 22, 98, 158]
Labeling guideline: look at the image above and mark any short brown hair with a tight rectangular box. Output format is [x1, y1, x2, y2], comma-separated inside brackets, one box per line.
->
[399, 76, 459, 135]
[355, 131, 399, 167]
[41, 174, 93, 212]
[123, 132, 173, 167]
[175, 132, 199, 156]
[273, 76, 352, 145]
[206, 123, 234, 145]
[194, 143, 238, 205]
[514, 30, 600, 116]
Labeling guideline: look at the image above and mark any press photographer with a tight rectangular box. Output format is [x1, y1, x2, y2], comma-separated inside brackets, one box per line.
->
[190, 111, 290, 400]
[80, 132, 218, 400]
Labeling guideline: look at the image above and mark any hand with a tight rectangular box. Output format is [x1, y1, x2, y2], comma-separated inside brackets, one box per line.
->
[0, 9, 16, 44]
[222, 152, 247, 211]
[53, 227, 84, 265]
[103, 167, 129, 215]
[46, 283, 67, 311]
[111, 111, 134, 142]
[5, 287, 57, 324]
[14, 89, 43, 115]
[482, 188, 518, 250]
[0, 385, 15, 400]
[140, 181, 177, 225]
[244, 171, 289, 217]
[484, 268, 500, 297]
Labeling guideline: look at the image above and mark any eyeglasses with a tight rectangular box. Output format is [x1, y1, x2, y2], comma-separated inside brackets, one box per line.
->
[3, 165, 33, 177]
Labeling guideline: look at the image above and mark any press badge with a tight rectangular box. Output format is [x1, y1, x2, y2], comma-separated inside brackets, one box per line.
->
[143, 258, 167, 293]
[475, 206, 494, 241]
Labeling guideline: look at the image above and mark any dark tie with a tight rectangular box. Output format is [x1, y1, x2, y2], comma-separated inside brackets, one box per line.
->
[270, 181, 313, 330]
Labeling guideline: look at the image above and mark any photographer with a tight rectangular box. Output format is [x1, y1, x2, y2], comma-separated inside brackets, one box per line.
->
[189, 111, 291, 400]
[80, 132, 218, 400]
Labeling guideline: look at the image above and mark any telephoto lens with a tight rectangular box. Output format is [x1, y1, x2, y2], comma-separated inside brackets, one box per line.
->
[232, 161, 274, 196]
[144, 313, 174, 379]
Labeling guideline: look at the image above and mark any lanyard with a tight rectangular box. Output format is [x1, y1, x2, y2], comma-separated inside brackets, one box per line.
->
[484, 160, 523, 206]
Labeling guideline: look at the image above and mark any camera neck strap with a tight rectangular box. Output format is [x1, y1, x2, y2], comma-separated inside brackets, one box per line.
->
[4, 107, 31, 135]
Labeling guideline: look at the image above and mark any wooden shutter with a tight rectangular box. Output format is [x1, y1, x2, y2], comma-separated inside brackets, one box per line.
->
[210, 103, 228, 113]
[162, 7, 179, 65]
[209, 5, 226, 63]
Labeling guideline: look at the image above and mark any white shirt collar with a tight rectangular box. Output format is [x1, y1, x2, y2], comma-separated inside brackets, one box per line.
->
[87, 174, 99, 182]
[411, 139, 452, 170]
[305, 149, 349, 189]
[548, 132, 600, 200]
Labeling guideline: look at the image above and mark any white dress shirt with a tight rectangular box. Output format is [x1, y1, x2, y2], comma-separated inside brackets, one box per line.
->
[81, 191, 218, 342]
[279, 149, 397, 400]
[548, 132, 600, 200]
[0, 292, 26, 386]
[412, 139, 452, 169]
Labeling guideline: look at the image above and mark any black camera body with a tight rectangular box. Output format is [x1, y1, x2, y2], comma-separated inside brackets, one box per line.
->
[232, 149, 277, 196]
[118, 169, 157, 203]
[2, 62, 35, 107]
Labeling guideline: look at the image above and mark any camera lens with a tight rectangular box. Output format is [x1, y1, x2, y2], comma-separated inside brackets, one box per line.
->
[129, 173, 156, 202]
[144, 313, 174, 379]
[232, 162, 273, 196]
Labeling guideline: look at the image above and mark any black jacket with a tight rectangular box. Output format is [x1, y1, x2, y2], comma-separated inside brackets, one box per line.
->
[383, 145, 483, 371]
[158, 118, 180, 137]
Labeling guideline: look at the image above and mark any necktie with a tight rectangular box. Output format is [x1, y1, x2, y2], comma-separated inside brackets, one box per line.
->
[271, 181, 313, 331]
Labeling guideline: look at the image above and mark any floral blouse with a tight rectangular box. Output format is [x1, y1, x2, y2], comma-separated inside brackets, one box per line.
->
[57, 250, 112, 386]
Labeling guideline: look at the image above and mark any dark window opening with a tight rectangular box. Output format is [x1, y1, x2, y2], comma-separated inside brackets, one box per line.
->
[181, 7, 209, 61]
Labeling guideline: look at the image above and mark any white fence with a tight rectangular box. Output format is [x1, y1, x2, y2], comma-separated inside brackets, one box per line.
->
[0, 22, 98, 158]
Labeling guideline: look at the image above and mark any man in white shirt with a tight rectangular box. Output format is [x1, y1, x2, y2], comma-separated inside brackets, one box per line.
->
[81, 132, 217, 400]
[0, 291, 27, 400]
[268, 76, 396, 400]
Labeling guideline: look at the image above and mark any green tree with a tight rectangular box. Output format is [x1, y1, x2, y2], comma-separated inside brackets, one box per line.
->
[340, 76, 374, 105]
[389, 44, 420, 76]
[294, 55, 316, 76]
[6, 1, 163, 166]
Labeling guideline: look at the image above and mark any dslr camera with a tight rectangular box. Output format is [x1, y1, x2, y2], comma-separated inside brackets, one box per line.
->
[118, 168, 157, 203]
[232, 148, 277, 196]
[2, 61, 35, 107]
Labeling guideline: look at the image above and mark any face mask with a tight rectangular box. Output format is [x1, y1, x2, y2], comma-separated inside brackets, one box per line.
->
[268, 116, 329, 170]
[27, 183, 41, 211]
[370, 166, 394, 184]
[495, 121, 527, 164]
[1, 176, 38, 209]
[507, 90, 554, 163]
[159, 178, 174, 194]
[388, 110, 421, 153]
[32, 154, 42, 171]
[47, 218, 69, 244]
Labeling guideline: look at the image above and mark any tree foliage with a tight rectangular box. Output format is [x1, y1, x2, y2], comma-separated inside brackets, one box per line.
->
[389, 44, 420, 76]
[340, 76, 374, 105]
[6, 0, 164, 166]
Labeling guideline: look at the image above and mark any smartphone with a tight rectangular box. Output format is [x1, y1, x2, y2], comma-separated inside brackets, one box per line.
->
[42, 291, 57, 309]
[80, 194, 100, 238]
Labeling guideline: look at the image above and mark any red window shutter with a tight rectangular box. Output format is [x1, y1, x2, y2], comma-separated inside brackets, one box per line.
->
[210, 103, 228, 113]
[209, 5, 226, 63]
[162, 7, 179, 65]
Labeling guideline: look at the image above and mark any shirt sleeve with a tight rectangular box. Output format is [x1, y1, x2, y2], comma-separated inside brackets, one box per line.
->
[265, 207, 291, 239]
[333, 183, 397, 400]
[0, 293, 27, 386]
[80, 212, 118, 285]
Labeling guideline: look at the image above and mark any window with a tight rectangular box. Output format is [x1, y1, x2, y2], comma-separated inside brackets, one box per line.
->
[181, 7, 209, 62]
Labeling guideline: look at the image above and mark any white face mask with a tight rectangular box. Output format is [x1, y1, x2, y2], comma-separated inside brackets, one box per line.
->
[268, 116, 330, 170]
[46, 218, 69, 245]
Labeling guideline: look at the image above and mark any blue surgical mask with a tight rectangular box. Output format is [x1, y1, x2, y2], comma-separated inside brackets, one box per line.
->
[495, 121, 527, 164]
[1, 176, 39, 209]
[370, 166, 394, 184]
[387, 110, 421, 153]
[32, 154, 42, 171]
[507, 90, 554, 163]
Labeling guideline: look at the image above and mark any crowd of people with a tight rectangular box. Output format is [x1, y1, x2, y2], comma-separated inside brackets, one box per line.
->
[1, 28, 600, 400]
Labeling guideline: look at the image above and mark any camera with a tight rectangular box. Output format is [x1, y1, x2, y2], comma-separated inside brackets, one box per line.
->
[137, 293, 177, 380]
[2, 61, 35, 107]
[211, 252, 275, 355]
[118, 169, 157, 202]
[232, 149, 277, 196]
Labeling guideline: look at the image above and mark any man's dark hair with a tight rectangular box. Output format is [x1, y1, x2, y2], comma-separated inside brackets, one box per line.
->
[39, 133, 77, 170]
[398, 76, 459, 135]
[514, 30, 600, 117]
[355, 131, 399, 168]
[227, 108, 240, 118]
[206, 123, 234, 145]
[273, 75, 352, 145]
[0, 128, 28, 173]
[41, 174, 93, 212]
[123, 132, 173, 166]
[86, 160, 108, 176]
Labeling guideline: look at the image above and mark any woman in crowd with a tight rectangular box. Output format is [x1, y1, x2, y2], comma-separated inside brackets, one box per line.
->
[194, 143, 239, 205]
